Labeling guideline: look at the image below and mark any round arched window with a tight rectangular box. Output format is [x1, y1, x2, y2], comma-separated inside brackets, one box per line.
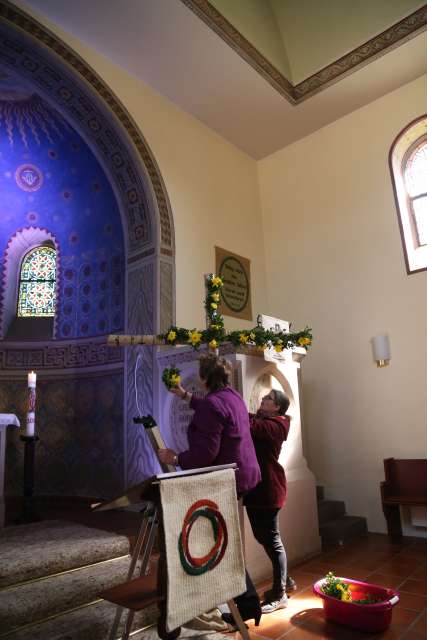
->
[17, 246, 56, 317]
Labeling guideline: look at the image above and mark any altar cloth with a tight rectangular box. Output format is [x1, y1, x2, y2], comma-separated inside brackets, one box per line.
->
[0, 414, 20, 428]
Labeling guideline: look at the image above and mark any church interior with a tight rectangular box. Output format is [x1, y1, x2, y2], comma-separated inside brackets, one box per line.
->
[1, 0, 427, 638]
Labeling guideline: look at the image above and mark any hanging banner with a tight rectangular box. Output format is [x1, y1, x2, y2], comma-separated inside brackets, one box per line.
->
[215, 247, 252, 321]
[160, 468, 245, 631]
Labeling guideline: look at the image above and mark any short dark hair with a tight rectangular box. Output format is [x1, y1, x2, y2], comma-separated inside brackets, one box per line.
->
[199, 353, 231, 392]
[271, 389, 290, 416]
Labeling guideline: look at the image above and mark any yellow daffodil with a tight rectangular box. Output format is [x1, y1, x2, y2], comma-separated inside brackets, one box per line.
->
[211, 276, 223, 288]
[211, 292, 220, 302]
[187, 330, 202, 346]
[298, 336, 311, 347]
[239, 333, 249, 344]
[336, 583, 351, 602]
[274, 344, 283, 353]
[170, 373, 181, 387]
[209, 339, 218, 349]
[167, 330, 176, 343]
[210, 302, 217, 309]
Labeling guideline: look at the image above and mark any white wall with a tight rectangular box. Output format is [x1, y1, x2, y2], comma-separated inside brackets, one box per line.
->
[258, 74, 427, 534]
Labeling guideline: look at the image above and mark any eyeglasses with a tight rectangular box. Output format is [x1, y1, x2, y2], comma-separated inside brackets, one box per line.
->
[262, 393, 276, 401]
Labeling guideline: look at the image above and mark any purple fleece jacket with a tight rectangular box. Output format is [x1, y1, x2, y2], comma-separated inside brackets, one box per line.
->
[177, 386, 261, 496]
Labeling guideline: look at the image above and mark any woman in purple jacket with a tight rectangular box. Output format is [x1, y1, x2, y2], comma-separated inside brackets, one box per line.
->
[158, 353, 262, 627]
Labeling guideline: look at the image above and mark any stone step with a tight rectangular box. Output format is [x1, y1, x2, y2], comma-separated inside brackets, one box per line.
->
[0, 520, 131, 588]
[319, 515, 368, 545]
[317, 500, 346, 525]
[316, 486, 324, 502]
[5, 599, 229, 640]
[0, 554, 154, 634]
[4, 598, 157, 640]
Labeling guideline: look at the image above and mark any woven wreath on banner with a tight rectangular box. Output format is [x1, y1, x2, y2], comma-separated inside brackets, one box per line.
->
[160, 468, 245, 631]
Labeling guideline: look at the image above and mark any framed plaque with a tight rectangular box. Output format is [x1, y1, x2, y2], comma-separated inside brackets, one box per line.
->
[215, 246, 252, 321]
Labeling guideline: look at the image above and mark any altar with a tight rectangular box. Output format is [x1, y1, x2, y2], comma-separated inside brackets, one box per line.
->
[155, 342, 321, 583]
[0, 413, 20, 526]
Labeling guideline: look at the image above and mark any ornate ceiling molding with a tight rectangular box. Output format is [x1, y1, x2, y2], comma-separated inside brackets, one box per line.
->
[181, 0, 427, 104]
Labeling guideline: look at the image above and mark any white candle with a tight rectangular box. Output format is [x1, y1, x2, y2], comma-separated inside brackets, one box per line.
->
[26, 371, 37, 437]
[28, 371, 37, 387]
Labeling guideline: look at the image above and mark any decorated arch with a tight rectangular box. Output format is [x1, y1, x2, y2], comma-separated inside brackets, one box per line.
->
[0, 0, 175, 495]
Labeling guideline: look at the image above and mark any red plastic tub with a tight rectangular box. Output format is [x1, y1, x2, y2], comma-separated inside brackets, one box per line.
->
[313, 577, 399, 633]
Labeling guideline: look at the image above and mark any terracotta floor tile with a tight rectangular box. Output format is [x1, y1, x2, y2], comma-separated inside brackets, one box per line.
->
[297, 561, 335, 575]
[398, 590, 427, 612]
[377, 560, 422, 578]
[247, 610, 293, 639]
[411, 610, 427, 636]
[287, 607, 374, 639]
[346, 556, 391, 572]
[328, 567, 372, 581]
[396, 550, 427, 562]
[322, 550, 367, 564]
[250, 536, 427, 639]
[363, 574, 402, 589]
[370, 607, 418, 638]
[401, 632, 427, 640]
[399, 580, 427, 597]
[411, 565, 427, 581]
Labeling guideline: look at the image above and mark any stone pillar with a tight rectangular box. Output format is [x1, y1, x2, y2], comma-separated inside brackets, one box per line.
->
[227, 347, 321, 582]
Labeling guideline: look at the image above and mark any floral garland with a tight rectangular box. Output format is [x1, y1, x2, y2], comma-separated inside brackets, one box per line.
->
[158, 273, 312, 353]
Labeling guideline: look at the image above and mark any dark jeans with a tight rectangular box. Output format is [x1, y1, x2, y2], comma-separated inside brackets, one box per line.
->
[246, 507, 287, 599]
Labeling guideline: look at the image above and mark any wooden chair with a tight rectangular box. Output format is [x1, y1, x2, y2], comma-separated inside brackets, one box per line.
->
[380, 457, 427, 539]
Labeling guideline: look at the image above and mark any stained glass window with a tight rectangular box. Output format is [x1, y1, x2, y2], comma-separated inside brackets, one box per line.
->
[17, 246, 56, 317]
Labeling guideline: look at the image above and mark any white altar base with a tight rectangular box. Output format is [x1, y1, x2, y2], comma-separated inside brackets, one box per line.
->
[0, 414, 20, 527]
[156, 345, 320, 584]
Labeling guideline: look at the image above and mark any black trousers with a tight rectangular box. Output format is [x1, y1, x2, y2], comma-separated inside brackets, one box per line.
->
[246, 507, 287, 599]
[233, 569, 261, 621]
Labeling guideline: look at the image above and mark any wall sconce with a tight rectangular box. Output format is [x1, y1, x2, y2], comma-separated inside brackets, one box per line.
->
[371, 335, 391, 368]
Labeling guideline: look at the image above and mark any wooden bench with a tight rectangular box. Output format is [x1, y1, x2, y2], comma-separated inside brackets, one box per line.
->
[380, 458, 427, 539]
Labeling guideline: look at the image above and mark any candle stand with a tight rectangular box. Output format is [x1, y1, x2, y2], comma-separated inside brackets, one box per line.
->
[15, 435, 40, 524]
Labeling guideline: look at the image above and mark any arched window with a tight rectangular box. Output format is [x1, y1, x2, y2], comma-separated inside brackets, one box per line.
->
[404, 141, 427, 246]
[390, 116, 427, 273]
[17, 246, 56, 317]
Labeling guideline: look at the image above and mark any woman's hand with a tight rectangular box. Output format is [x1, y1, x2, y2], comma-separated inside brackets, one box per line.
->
[169, 383, 185, 398]
[169, 384, 191, 401]
[158, 448, 178, 466]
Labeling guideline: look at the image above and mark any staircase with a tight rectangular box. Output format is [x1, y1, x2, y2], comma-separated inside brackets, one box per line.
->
[316, 486, 367, 547]
[0, 518, 159, 639]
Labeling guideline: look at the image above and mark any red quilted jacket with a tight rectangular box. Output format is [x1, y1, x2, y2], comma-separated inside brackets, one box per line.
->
[243, 413, 290, 508]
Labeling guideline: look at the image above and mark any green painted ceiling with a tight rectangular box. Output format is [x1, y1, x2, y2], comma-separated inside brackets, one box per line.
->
[209, 0, 424, 83]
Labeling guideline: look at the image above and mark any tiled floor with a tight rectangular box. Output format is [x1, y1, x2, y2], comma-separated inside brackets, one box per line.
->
[243, 533, 427, 640]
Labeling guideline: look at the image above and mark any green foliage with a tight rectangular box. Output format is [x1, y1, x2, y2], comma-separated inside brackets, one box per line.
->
[322, 572, 349, 600]
[321, 572, 383, 605]
[162, 366, 181, 389]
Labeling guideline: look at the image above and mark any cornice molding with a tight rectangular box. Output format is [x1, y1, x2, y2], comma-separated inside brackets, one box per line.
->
[181, 0, 427, 104]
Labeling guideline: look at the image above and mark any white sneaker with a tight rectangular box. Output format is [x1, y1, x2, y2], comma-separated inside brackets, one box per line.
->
[261, 594, 288, 614]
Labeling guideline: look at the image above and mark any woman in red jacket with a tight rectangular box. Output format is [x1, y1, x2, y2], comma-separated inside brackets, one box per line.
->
[243, 389, 294, 614]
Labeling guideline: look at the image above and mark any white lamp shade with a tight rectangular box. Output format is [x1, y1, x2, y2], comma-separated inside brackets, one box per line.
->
[372, 335, 391, 362]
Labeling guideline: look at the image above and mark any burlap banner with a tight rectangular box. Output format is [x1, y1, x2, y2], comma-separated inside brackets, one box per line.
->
[160, 468, 246, 631]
